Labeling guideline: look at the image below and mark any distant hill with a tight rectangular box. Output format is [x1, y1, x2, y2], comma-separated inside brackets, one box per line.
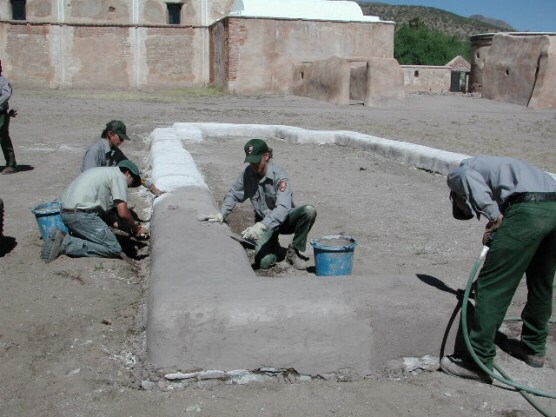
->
[469, 15, 515, 31]
[356, 2, 516, 39]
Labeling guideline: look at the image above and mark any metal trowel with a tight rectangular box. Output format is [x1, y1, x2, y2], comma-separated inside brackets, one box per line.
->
[230, 233, 256, 249]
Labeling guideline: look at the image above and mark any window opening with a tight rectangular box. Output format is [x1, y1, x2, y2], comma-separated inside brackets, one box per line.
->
[167, 3, 183, 25]
[12, 0, 26, 21]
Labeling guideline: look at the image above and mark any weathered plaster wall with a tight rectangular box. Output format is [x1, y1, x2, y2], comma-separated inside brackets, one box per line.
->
[528, 36, 556, 109]
[349, 61, 368, 101]
[291, 56, 404, 107]
[482, 34, 544, 106]
[27, 0, 55, 20]
[292, 57, 351, 105]
[401, 65, 451, 93]
[214, 17, 394, 94]
[482, 33, 556, 109]
[365, 58, 404, 107]
[0, 22, 206, 89]
[1, 0, 231, 26]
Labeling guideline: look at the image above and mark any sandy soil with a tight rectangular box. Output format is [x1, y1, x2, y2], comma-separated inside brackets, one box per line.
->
[0, 89, 555, 417]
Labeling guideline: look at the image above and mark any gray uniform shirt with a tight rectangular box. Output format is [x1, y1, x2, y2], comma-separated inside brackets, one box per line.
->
[221, 161, 295, 230]
[0, 75, 12, 112]
[61, 167, 128, 213]
[81, 139, 117, 172]
[447, 155, 556, 220]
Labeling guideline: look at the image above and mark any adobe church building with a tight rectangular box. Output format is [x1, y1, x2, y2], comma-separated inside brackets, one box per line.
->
[470, 32, 556, 109]
[0, 0, 402, 104]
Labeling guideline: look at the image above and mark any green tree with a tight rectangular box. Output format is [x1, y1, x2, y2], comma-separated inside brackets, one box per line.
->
[394, 17, 471, 65]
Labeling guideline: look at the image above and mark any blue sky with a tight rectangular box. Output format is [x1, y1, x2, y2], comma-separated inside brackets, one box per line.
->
[360, 0, 556, 32]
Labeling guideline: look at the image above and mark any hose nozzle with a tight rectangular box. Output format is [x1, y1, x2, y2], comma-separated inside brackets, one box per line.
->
[479, 245, 489, 260]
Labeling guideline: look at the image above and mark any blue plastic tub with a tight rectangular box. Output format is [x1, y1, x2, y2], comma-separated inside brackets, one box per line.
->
[31, 202, 68, 240]
[310, 235, 357, 276]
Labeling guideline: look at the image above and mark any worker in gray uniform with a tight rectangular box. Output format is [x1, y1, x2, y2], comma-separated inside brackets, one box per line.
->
[199, 138, 317, 270]
[440, 155, 556, 383]
[81, 120, 164, 197]
[0, 60, 18, 174]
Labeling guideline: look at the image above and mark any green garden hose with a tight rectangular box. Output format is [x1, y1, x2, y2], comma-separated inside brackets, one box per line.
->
[460, 246, 556, 416]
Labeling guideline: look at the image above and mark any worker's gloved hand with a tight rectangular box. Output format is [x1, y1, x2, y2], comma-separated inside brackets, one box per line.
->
[241, 222, 267, 241]
[8, 109, 17, 118]
[482, 214, 504, 246]
[197, 213, 223, 223]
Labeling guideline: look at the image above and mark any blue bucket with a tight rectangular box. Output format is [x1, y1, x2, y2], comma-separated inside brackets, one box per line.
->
[31, 202, 68, 240]
[310, 235, 357, 276]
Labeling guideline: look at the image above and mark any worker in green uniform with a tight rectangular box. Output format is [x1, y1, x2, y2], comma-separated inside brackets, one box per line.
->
[440, 155, 556, 383]
[199, 139, 317, 270]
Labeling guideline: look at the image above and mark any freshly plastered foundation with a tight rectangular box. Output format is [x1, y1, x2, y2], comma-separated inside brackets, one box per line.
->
[145, 123, 470, 379]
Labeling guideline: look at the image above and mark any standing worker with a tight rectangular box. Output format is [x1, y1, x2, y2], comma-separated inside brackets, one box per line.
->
[440, 155, 556, 383]
[41, 160, 147, 262]
[0, 60, 18, 175]
[81, 120, 164, 197]
[199, 139, 317, 270]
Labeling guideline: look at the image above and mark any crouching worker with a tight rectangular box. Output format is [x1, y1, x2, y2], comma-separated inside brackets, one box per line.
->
[440, 155, 556, 383]
[41, 160, 147, 263]
[199, 139, 316, 270]
[81, 120, 165, 197]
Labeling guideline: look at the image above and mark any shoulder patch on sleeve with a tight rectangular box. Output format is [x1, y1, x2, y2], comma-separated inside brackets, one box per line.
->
[277, 179, 288, 192]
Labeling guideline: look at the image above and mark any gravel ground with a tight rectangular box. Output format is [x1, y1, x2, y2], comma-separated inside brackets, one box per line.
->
[0, 89, 554, 417]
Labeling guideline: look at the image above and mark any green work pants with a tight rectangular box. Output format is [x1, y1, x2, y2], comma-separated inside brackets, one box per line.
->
[0, 113, 16, 168]
[255, 204, 317, 269]
[469, 200, 556, 369]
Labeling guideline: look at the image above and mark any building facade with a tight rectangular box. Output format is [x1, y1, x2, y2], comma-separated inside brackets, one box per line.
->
[0, 0, 396, 94]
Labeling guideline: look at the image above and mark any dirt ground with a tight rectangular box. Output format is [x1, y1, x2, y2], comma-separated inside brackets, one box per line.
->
[1, 89, 555, 417]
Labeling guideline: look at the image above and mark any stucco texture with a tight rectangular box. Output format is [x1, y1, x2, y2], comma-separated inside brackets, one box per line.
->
[483, 33, 556, 109]
[0, 22, 205, 89]
[217, 18, 394, 94]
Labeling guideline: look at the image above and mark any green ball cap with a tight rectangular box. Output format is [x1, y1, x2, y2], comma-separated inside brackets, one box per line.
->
[103, 120, 130, 141]
[244, 138, 269, 163]
[117, 159, 141, 177]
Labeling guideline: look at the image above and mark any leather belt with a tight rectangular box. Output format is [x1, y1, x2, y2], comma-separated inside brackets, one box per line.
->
[62, 208, 97, 214]
[503, 192, 556, 211]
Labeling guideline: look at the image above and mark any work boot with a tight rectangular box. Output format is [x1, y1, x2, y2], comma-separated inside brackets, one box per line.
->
[2, 166, 17, 175]
[286, 244, 308, 270]
[498, 338, 545, 368]
[440, 355, 493, 384]
[41, 228, 66, 263]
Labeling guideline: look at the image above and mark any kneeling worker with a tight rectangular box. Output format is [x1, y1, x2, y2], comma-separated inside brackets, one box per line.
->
[199, 139, 316, 270]
[41, 160, 146, 262]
